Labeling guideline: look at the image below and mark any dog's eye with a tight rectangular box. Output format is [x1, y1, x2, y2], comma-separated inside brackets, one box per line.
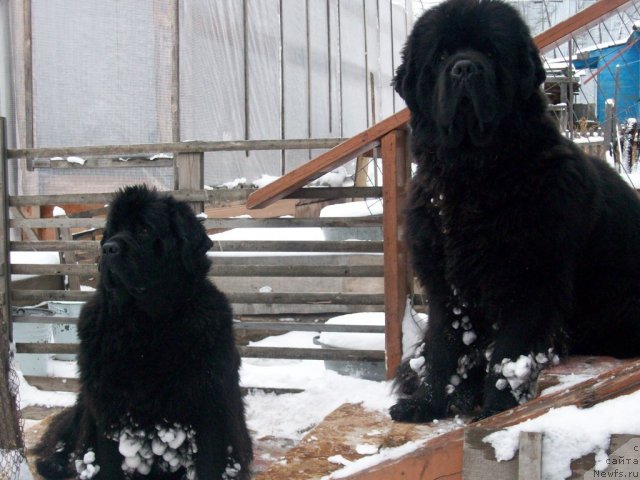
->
[439, 52, 449, 62]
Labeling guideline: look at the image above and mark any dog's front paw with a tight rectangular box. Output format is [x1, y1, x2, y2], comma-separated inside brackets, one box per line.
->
[389, 398, 443, 423]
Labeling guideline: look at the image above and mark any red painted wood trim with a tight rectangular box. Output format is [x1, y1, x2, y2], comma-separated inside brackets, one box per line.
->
[246, 109, 410, 210]
[382, 130, 410, 379]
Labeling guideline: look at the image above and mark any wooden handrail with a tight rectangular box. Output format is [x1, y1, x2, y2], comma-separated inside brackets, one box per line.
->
[534, 0, 631, 52]
[246, 0, 630, 211]
[246, 109, 410, 209]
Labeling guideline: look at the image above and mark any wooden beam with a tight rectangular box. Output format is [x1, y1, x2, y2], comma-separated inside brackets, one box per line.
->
[16, 343, 385, 362]
[341, 359, 640, 479]
[32, 157, 174, 169]
[246, 109, 410, 209]
[534, 0, 631, 53]
[518, 432, 543, 480]
[174, 152, 204, 213]
[9, 214, 383, 230]
[8, 187, 381, 208]
[7, 138, 346, 160]
[10, 290, 388, 305]
[21, 375, 303, 396]
[11, 263, 386, 278]
[381, 130, 410, 379]
[9, 239, 383, 253]
[0, 116, 23, 452]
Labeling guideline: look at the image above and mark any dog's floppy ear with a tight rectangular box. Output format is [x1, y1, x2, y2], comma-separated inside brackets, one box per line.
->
[169, 198, 213, 274]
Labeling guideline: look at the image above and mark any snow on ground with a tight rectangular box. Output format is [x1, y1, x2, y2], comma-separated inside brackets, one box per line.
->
[320, 199, 383, 219]
[17, 368, 76, 410]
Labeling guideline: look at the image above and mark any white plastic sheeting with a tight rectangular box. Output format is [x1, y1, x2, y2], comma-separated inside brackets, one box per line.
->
[7, 0, 410, 193]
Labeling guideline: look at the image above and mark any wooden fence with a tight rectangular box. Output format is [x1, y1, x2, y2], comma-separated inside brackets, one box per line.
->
[0, 118, 401, 395]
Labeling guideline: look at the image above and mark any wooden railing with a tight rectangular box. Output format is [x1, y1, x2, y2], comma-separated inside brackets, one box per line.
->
[245, 0, 633, 380]
[0, 123, 397, 394]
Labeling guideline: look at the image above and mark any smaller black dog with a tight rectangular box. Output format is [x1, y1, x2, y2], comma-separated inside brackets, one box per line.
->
[34, 185, 252, 479]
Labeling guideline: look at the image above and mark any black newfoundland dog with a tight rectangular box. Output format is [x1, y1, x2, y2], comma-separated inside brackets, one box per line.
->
[390, 0, 640, 422]
[34, 186, 252, 479]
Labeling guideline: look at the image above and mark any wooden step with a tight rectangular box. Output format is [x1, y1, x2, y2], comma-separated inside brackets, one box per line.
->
[253, 357, 639, 479]
[337, 357, 640, 479]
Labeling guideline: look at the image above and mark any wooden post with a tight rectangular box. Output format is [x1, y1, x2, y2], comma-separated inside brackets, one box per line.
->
[58, 218, 80, 290]
[604, 99, 615, 165]
[174, 152, 204, 213]
[0, 117, 24, 454]
[518, 432, 543, 480]
[381, 129, 410, 379]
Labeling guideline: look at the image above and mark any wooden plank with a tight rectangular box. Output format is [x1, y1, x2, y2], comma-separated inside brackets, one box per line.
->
[12, 290, 93, 302]
[207, 240, 384, 253]
[10, 290, 386, 305]
[170, 0, 180, 143]
[32, 157, 174, 169]
[341, 359, 640, 479]
[174, 152, 204, 213]
[11, 263, 385, 278]
[11, 217, 103, 229]
[381, 129, 410, 379]
[20, 375, 304, 396]
[56, 217, 80, 290]
[534, 0, 631, 53]
[210, 254, 383, 266]
[226, 292, 385, 305]
[11, 240, 100, 252]
[518, 432, 543, 480]
[23, 0, 33, 151]
[9, 207, 39, 241]
[463, 428, 517, 480]
[11, 264, 97, 276]
[20, 405, 66, 421]
[10, 239, 383, 253]
[12, 318, 384, 334]
[0, 118, 13, 341]
[8, 187, 381, 207]
[7, 138, 346, 160]
[16, 343, 385, 362]
[0, 117, 23, 452]
[211, 265, 385, 277]
[246, 109, 410, 209]
[13, 315, 78, 325]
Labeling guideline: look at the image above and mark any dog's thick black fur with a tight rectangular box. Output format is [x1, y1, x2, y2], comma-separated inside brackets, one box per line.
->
[390, 0, 640, 422]
[34, 185, 252, 479]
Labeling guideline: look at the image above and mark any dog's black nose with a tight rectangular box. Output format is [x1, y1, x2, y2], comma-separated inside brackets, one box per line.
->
[102, 241, 120, 256]
[451, 59, 479, 78]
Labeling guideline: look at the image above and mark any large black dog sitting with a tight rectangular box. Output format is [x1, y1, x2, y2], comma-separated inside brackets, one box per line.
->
[34, 186, 252, 479]
[390, 0, 640, 422]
